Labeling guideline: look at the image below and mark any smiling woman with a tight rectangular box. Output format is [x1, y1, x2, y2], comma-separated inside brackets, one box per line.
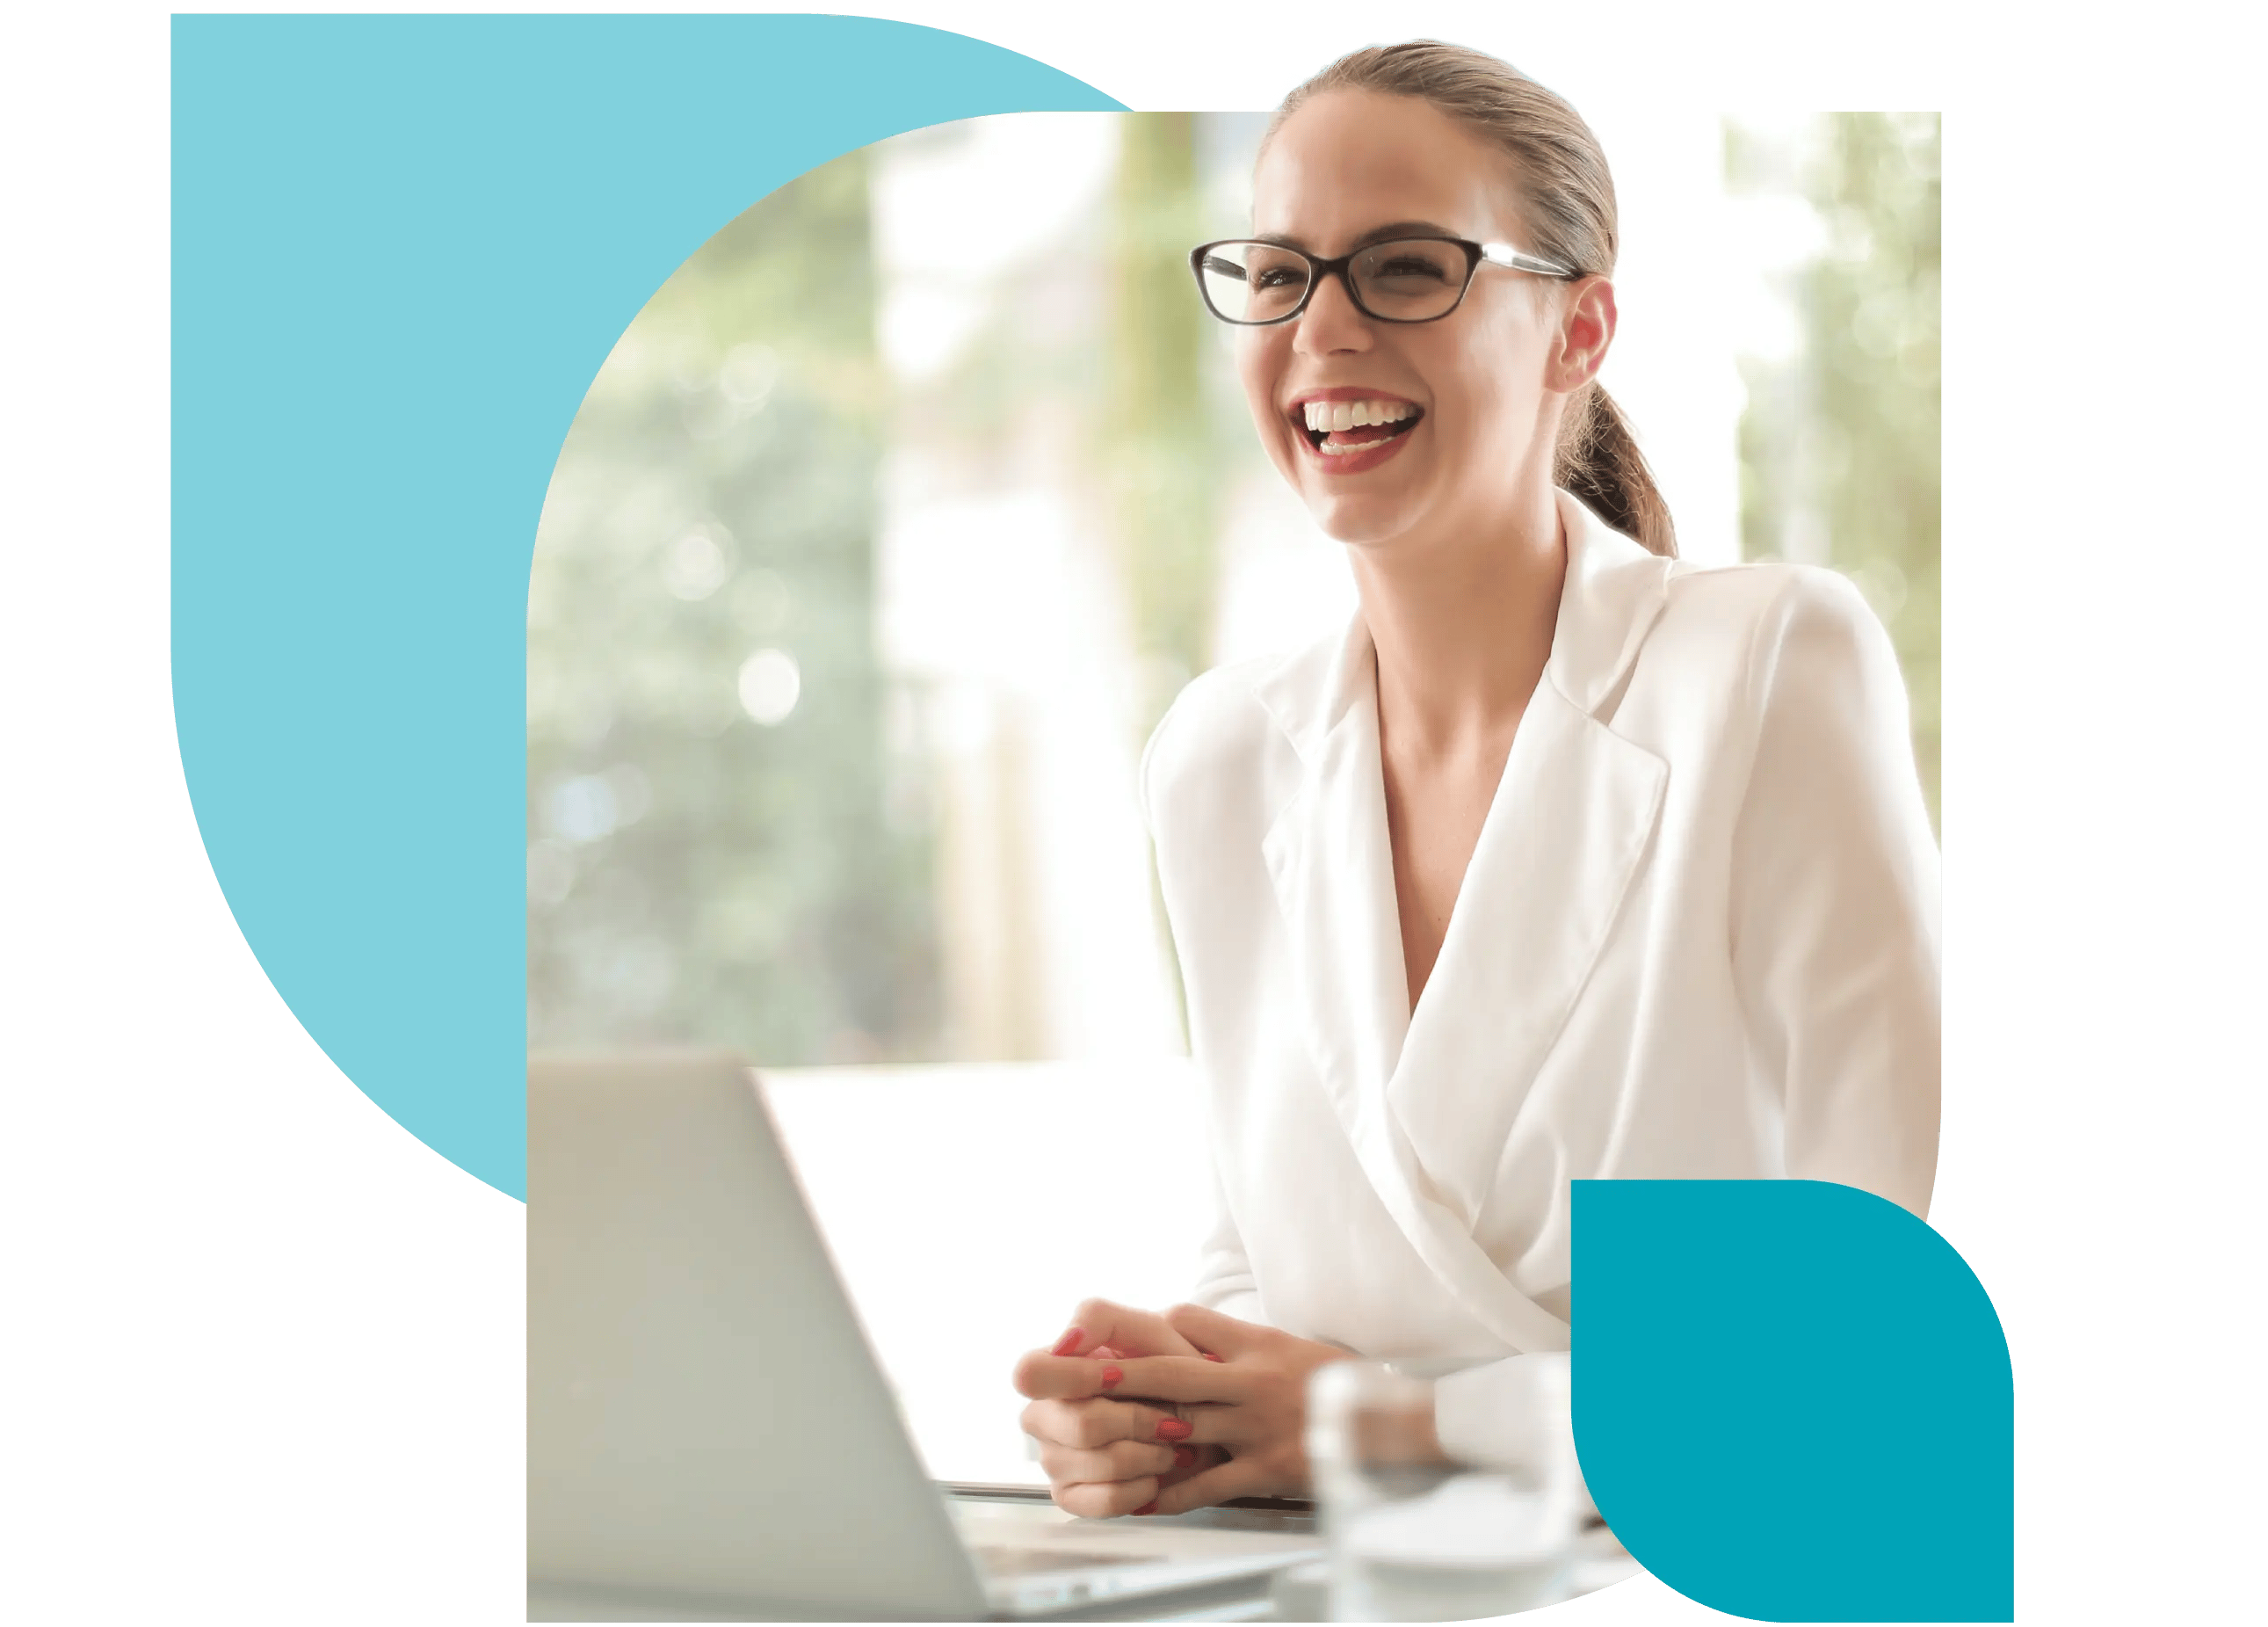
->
[1012, 40, 1941, 1523]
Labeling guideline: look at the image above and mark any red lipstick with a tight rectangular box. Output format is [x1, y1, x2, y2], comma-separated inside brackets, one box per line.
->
[1286, 386, 1424, 476]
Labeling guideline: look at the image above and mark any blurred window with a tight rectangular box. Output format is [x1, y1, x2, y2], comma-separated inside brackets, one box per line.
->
[528, 110, 1941, 1061]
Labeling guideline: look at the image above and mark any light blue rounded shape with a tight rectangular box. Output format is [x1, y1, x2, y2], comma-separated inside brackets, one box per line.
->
[172, 15, 1123, 1199]
[1572, 1179, 2014, 1620]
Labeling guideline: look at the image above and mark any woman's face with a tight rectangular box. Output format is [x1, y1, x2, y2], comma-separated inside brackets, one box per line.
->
[1238, 90, 1583, 550]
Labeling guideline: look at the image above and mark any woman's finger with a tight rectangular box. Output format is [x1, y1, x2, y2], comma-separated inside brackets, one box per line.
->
[1151, 1402, 1243, 1449]
[1052, 1474, 1162, 1521]
[1012, 1349, 1132, 1400]
[1149, 1453, 1269, 1516]
[1163, 1302, 1268, 1361]
[1037, 1437, 1178, 1485]
[1102, 1355, 1249, 1405]
[1047, 1299, 1205, 1362]
[1020, 1395, 1185, 1450]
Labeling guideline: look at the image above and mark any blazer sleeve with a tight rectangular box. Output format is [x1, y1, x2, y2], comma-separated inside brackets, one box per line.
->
[1191, 1157, 1266, 1323]
[1141, 688, 1270, 1326]
[1728, 570, 1942, 1217]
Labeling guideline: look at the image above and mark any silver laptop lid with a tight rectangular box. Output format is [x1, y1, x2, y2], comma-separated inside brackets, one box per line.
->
[527, 1050, 990, 1620]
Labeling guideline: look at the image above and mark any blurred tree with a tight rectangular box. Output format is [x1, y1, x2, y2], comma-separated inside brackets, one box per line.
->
[527, 150, 942, 1063]
[1733, 113, 1941, 831]
[1104, 113, 1230, 1050]
[1107, 113, 1224, 735]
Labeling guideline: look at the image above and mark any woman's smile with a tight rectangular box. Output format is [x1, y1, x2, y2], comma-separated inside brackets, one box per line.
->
[1287, 385, 1425, 475]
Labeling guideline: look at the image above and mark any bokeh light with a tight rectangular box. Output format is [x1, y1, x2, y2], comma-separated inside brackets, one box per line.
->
[736, 649, 801, 726]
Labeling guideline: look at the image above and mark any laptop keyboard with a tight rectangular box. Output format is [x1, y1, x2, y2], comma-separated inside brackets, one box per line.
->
[971, 1543, 1169, 1580]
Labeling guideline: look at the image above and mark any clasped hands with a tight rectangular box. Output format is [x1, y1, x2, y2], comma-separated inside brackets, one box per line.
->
[1011, 1298, 1349, 1518]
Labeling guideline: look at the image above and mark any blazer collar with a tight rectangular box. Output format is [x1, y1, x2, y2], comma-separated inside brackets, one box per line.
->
[1250, 487, 1675, 759]
[1542, 486, 1677, 716]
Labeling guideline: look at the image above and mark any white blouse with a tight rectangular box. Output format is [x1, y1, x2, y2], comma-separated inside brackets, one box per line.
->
[1140, 488, 1940, 1462]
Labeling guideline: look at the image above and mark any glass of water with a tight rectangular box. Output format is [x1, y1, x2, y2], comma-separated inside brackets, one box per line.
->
[1306, 1357, 1580, 1621]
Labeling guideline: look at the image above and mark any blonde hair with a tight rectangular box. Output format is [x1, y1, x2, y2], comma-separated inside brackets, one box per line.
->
[1265, 40, 1677, 557]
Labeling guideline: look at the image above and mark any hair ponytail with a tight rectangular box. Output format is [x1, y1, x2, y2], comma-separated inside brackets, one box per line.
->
[1269, 40, 1677, 558]
[1557, 383, 1677, 557]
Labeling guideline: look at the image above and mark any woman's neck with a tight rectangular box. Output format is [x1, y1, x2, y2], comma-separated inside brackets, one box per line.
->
[1350, 480, 1567, 763]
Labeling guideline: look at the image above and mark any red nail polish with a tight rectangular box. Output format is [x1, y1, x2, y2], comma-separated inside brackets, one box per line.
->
[1051, 1327, 1083, 1357]
[1099, 1365, 1123, 1388]
[1156, 1419, 1193, 1441]
[1131, 1500, 1159, 1516]
[1172, 1446, 1196, 1470]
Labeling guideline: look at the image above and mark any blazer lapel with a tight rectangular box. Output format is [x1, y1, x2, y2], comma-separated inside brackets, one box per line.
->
[1250, 490, 1677, 1355]
[1386, 682, 1668, 1223]
[1257, 621, 1410, 1186]
[1257, 622, 1592, 1355]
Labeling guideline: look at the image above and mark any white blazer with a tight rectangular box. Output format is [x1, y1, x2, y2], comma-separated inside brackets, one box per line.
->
[1140, 488, 1940, 1461]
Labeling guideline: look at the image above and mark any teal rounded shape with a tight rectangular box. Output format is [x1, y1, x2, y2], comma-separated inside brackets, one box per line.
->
[1572, 1179, 2013, 1621]
[172, 15, 1123, 1200]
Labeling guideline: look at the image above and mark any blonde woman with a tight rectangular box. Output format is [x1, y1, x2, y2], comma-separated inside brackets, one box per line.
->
[1013, 42, 1939, 1518]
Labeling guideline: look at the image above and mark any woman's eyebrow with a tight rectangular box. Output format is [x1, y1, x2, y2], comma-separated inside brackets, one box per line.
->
[1251, 221, 1463, 251]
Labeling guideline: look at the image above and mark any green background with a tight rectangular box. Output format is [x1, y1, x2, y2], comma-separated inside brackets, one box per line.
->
[22, 3, 2250, 1624]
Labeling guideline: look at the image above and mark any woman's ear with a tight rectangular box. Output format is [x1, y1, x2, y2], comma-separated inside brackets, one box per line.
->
[1547, 275, 1618, 395]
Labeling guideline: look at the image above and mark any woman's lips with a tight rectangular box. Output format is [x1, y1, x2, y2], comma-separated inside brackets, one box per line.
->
[1294, 412, 1420, 476]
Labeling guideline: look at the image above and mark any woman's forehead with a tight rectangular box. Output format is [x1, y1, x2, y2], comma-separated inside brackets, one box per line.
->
[1252, 91, 1519, 246]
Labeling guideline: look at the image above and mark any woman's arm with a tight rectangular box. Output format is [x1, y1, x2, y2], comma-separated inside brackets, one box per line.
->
[1192, 1159, 1267, 1324]
[1728, 570, 1941, 1216]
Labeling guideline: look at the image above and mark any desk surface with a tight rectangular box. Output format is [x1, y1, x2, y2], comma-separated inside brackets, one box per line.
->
[531, 1491, 1640, 1623]
[529, 1491, 1315, 1623]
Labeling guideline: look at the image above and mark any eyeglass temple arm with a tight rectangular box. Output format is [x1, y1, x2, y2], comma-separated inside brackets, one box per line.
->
[1480, 242, 1577, 279]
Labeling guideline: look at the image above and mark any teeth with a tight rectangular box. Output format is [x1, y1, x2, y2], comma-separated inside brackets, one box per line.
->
[1302, 398, 1416, 432]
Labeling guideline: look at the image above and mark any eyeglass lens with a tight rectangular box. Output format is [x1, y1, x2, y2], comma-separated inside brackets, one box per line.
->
[1197, 239, 1473, 323]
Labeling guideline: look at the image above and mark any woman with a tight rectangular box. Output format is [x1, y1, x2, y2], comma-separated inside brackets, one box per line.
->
[1012, 42, 1939, 1519]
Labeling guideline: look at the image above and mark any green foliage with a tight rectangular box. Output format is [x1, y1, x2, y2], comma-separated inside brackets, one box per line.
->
[527, 151, 940, 1063]
[1736, 113, 1942, 830]
[1107, 113, 1224, 734]
[1105, 113, 1225, 1047]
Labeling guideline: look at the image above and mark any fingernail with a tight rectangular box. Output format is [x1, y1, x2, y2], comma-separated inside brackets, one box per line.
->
[1099, 1365, 1123, 1388]
[1156, 1419, 1193, 1441]
[1131, 1500, 1159, 1516]
[1051, 1327, 1083, 1357]
[1203, 1353, 1224, 1362]
[1172, 1446, 1197, 1470]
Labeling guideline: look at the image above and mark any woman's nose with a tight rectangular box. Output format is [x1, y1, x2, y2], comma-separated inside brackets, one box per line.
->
[1293, 270, 1373, 356]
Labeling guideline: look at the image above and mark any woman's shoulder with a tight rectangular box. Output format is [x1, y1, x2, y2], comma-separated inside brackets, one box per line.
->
[1138, 634, 1335, 835]
[1627, 557, 1909, 752]
[1659, 555, 1873, 627]
[1651, 558, 1896, 689]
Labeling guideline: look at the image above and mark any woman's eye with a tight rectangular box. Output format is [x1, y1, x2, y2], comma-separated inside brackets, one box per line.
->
[1374, 257, 1449, 281]
[1253, 267, 1304, 289]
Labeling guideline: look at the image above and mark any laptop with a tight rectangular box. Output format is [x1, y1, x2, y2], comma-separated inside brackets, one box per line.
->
[527, 1050, 1322, 1621]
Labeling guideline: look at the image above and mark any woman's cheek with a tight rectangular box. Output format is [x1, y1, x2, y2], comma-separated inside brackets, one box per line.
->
[1253, 410, 1300, 483]
[1236, 338, 1288, 471]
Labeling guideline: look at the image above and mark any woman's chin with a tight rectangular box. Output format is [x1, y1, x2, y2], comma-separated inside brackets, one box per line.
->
[1285, 441, 1439, 548]
[1299, 485, 1428, 549]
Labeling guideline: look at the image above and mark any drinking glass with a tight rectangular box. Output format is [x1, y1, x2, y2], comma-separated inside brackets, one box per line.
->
[1306, 1357, 1580, 1621]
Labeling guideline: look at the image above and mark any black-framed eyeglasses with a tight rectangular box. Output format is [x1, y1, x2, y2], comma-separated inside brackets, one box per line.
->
[1188, 236, 1576, 326]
